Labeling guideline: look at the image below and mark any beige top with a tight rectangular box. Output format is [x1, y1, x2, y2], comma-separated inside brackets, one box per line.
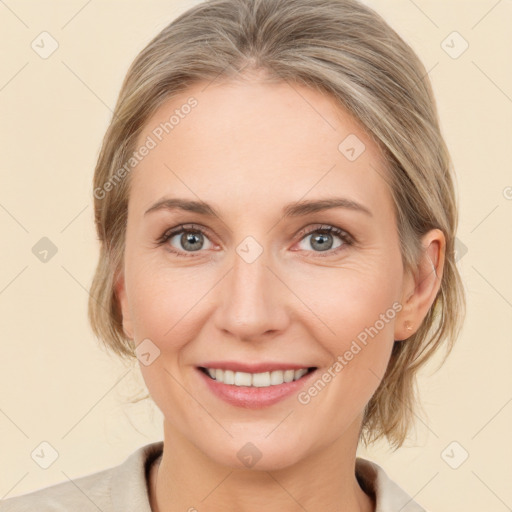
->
[0, 441, 429, 511]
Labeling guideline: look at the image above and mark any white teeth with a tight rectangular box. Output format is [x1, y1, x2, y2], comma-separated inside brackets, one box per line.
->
[270, 370, 284, 385]
[284, 369, 295, 383]
[223, 369, 235, 385]
[203, 367, 312, 387]
[294, 368, 308, 380]
[234, 371, 252, 386]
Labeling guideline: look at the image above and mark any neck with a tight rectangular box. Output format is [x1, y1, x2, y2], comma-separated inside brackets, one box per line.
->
[149, 419, 375, 512]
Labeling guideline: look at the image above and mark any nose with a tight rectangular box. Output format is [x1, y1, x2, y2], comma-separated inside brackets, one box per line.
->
[213, 246, 290, 342]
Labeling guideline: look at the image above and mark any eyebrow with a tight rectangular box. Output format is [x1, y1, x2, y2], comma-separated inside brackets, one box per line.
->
[144, 197, 373, 218]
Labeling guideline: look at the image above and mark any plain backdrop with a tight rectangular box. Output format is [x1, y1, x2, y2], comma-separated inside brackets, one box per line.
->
[0, 1, 511, 510]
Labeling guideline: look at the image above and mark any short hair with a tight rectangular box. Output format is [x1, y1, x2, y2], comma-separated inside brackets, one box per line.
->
[88, 0, 466, 450]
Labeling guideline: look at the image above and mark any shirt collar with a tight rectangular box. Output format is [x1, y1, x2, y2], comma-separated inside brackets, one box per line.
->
[355, 456, 428, 511]
[111, 442, 427, 512]
[110, 440, 162, 512]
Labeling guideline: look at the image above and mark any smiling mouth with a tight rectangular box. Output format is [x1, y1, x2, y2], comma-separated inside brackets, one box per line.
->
[198, 366, 317, 388]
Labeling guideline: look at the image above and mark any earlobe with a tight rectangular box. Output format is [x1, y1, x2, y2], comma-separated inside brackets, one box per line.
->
[115, 272, 134, 340]
[394, 229, 445, 341]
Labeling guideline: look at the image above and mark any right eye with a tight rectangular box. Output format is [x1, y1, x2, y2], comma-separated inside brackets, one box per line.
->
[156, 224, 215, 257]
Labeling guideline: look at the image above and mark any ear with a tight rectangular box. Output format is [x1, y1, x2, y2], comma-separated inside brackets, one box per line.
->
[115, 271, 134, 340]
[394, 228, 445, 341]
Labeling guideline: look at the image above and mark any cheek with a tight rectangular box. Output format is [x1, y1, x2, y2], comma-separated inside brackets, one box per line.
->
[125, 264, 218, 404]
[292, 263, 401, 399]
[126, 266, 205, 412]
[294, 275, 399, 422]
[298, 265, 400, 339]
[126, 258, 207, 339]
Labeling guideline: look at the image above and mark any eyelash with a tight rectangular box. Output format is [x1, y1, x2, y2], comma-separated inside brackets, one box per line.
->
[155, 223, 355, 258]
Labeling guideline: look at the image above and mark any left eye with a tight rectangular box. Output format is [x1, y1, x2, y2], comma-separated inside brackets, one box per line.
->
[296, 226, 349, 253]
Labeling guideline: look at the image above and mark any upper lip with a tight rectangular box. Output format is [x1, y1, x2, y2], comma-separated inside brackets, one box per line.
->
[198, 361, 317, 373]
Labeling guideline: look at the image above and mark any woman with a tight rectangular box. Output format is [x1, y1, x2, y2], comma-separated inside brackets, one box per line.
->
[1, 0, 465, 510]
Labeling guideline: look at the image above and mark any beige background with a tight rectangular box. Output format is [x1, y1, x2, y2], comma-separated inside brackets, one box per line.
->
[1, 0, 511, 510]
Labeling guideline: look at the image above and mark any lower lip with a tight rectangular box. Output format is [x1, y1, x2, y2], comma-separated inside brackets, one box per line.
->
[196, 367, 317, 409]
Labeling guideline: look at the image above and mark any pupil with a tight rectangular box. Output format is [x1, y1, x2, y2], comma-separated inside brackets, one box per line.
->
[312, 233, 332, 251]
[182, 232, 202, 251]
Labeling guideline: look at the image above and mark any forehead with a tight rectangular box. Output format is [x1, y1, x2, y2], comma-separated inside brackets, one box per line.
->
[129, 79, 393, 221]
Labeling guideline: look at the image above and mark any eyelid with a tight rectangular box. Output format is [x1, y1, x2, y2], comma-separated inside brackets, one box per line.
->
[157, 223, 216, 245]
[295, 223, 354, 244]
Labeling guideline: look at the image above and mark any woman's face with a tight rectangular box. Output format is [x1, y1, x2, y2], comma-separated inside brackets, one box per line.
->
[117, 78, 419, 470]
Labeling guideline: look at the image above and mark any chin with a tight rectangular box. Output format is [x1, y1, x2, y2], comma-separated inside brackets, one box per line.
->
[203, 436, 307, 472]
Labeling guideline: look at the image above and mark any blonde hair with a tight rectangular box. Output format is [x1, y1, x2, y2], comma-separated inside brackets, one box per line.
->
[88, 0, 466, 450]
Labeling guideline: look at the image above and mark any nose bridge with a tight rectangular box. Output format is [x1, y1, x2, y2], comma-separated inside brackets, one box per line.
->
[214, 236, 288, 340]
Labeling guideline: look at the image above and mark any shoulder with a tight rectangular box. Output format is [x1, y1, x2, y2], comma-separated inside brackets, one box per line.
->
[355, 457, 431, 512]
[0, 466, 114, 512]
[0, 441, 164, 512]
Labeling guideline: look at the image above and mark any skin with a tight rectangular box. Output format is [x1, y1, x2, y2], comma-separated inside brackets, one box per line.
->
[115, 75, 445, 512]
